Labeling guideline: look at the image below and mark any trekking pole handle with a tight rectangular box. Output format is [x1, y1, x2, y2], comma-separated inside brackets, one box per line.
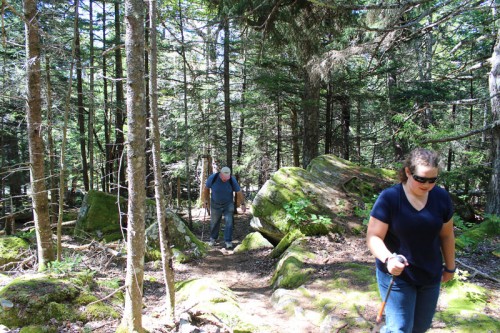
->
[376, 254, 406, 323]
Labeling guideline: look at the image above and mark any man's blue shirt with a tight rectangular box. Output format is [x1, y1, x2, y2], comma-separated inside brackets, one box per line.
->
[206, 173, 241, 205]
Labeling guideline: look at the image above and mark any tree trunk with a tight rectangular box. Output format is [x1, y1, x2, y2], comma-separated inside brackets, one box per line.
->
[302, 71, 320, 168]
[356, 98, 361, 163]
[237, 37, 247, 171]
[102, 0, 111, 192]
[114, 0, 126, 193]
[387, 60, 406, 161]
[325, 81, 333, 154]
[76, 24, 89, 191]
[291, 107, 300, 167]
[121, 0, 146, 330]
[340, 95, 350, 161]
[179, 0, 192, 228]
[148, 0, 175, 320]
[88, 0, 95, 190]
[276, 96, 282, 170]
[45, 56, 58, 231]
[486, 27, 500, 214]
[199, 154, 213, 204]
[223, 17, 233, 170]
[23, 0, 55, 270]
[145, 7, 153, 198]
[57, 0, 79, 261]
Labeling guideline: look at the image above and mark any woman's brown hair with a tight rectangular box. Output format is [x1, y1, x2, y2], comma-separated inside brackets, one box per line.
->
[398, 148, 440, 183]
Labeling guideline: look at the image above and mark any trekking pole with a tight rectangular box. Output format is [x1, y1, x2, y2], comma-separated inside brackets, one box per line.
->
[201, 206, 207, 241]
[376, 254, 406, 324]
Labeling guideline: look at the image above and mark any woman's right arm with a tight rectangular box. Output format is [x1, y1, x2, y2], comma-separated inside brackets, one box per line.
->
[366, 216, 406, 275]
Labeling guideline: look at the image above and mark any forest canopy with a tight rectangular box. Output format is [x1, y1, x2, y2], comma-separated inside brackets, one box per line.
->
[0, 0, 499, 221]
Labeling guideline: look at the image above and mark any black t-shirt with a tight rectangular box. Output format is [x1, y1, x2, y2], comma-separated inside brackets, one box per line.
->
[371, 183, 454, 285]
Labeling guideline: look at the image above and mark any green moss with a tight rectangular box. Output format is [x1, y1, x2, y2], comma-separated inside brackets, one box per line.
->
[456, 216, 499, 250]
[271, 239, 316, 289]
[84, 302, 120, 320]
[19, 325, 57, 333]
[328, 263, 377, 292]
[0, 275, 81, 327]
[74, 190, 126, 241]
[272, 256, 314, 289]
[175, 277, 258, 331]
[234, 232, 273, 253]
[270, 229, 304, 258]
[97, 278, 120, 290]
[75, 293, 98, 305]
[435, 279, 499, 331]
[0, 236, 30, 266]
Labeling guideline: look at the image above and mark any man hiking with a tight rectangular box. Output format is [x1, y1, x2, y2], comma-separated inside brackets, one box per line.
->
[202, 167, 246, 249]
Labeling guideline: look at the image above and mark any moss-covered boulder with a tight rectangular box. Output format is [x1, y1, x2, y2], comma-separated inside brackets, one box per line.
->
[75, 192, 206, 262]
[456, 215, 500, 251]
[233, 232, 274, 253]
[0, 273, 119, 329]
[0, 236, 30, 267]
[271, 238, 316, 290]
[250, 155, 395, 242]
[74, 190, 127, 242]
[145, 210, 208, 263]
[175, 278, 258, 332]
[270, 229, 305, 259]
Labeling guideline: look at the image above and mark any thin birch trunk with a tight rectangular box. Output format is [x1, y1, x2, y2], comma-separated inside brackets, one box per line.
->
[57, 0, 79, 261]
[178, 0, 192, 228]
[149, 0, 175, 320]
[23, 0, 54, 269]
[88, 0, 95, 190]
[121, 0, 146, 330]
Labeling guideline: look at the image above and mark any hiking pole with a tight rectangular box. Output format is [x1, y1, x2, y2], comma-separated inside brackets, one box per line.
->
[201, 206, 207, 241]
[376, 254, 406, 324]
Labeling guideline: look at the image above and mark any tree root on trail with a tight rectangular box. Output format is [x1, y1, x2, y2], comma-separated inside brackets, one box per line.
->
[456, 258, 500, 284]
[185, 309, 232, 333]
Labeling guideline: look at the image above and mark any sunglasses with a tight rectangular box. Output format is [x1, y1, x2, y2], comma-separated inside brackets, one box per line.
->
[411, 173, 438, 184]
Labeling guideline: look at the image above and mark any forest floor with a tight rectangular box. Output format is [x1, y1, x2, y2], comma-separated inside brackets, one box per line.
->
[6, 208, 498, 333]
[78, 208, 498, 333]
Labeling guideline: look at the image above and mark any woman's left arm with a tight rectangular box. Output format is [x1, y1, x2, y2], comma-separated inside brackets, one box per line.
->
[440, 218, 456, 282]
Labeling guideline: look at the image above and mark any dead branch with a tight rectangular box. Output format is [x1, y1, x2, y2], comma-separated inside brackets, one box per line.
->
[420, 120, 500, 144]
[51, 220, 77, 229]
[86, 285, 126, 307]
[188, 309, 232, 333]
[456, 259, 500, 284]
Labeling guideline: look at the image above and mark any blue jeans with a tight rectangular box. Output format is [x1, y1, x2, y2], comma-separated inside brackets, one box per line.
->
[376, 268, 441, 333]
[210, 201, 234, 242]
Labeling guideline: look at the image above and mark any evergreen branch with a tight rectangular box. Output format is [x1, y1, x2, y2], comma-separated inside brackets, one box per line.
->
[419, 120, 500, 144]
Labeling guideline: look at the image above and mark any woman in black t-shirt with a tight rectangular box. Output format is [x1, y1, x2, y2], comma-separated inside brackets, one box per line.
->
[367, 148, 456, 333]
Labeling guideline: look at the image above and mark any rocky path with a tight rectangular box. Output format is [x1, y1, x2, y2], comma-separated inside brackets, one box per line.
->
[166, 210, 320, 332]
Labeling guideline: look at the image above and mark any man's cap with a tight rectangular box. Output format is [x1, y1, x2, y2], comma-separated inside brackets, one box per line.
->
[220, 167, 231, 181]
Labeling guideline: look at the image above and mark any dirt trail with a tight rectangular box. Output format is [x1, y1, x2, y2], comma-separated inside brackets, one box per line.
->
[168, 210, 320, 332]
[175, 247, 318, 333]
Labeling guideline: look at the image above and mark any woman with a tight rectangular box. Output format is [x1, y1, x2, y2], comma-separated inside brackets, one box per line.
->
[366, 148, 456, 333]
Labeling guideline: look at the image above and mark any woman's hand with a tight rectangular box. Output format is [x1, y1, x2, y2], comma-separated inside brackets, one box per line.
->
[386, 255, 408, 276]
[442, 271, 455, 282]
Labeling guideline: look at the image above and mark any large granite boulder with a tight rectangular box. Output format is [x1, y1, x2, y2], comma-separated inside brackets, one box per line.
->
[74, 190, 206, 260]
[250, 154, 396, 242]
[145, 210, 208, 263]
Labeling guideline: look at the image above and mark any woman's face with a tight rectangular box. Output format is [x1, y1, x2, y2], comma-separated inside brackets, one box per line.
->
[405, 164, 438, 195]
